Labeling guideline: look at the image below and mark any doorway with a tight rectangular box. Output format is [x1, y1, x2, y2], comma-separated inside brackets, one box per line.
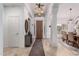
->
[36, 21, 43, 39]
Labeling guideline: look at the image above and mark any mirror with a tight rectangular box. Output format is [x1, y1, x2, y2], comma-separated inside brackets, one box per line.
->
[25, 20, 28, 33]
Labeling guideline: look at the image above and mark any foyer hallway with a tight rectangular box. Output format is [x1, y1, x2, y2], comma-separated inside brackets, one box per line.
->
[3, 39, 57, 56]
[1, 3, 79, 56]
[29, 39, 45, 56]
[4, 38, 79, 56]
[2, 3, 58, 56]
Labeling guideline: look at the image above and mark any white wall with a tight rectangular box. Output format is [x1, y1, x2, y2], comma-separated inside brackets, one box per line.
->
[0, 4, 3, 55]
[45, 4, 59, 47]
[51, 4, 59, 47]
[57, 3, 79, 29]
[45, 4, 53, 39]
[24, 4, 35, 39]
[3, 6, 25, 48]
[57, 4, 79, 32]
[3, 4, 35, 48]
[24, 5, 29, 20]
[30, 17, 35, 38]
[57, 3, 79, 19]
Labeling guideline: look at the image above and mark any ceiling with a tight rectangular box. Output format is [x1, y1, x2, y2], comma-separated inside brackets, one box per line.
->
[3, 3, 50, 17]
[26, 3, 50, 17]
[3, 3, 24, 7]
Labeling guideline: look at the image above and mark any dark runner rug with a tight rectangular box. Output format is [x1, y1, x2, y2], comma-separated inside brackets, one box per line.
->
[29, 39, 45, 56]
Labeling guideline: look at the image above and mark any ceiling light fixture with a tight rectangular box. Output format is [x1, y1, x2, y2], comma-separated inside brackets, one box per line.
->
[34, 3, 44, 16]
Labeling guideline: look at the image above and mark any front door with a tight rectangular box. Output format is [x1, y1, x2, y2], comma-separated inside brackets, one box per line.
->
[36, 21, 43, 39]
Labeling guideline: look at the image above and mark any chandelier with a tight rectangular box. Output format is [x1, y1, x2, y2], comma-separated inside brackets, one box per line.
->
[34, 3, 44, 16]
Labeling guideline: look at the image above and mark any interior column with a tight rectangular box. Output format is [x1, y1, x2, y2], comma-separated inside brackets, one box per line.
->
[51, 4, 59, 47]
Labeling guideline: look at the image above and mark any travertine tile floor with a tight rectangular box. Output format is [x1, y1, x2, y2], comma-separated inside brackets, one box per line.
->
[57, 34, 79, 56]
[3, 39, 36, 56]
[3, 38, 79, 56]
[43, 39, 79, 56]
[42, 39, 57, 56]
[3, 47, 32, 56]
[57, 40, 79, 56]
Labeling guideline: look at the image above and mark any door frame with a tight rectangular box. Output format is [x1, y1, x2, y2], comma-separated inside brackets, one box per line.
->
[3, 6, 24, 48]
[35, 19, 45, 39]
